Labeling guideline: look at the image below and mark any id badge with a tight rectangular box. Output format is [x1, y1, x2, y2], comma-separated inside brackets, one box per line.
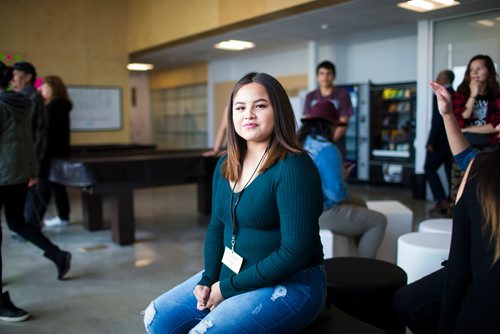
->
[222, 247, 243, 274]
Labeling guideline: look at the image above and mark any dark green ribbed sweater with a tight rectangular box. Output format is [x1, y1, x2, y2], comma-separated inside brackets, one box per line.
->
[198, 152, 324, 298]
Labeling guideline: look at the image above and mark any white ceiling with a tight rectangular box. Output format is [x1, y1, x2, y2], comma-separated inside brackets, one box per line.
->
[130, 0, 500, 70]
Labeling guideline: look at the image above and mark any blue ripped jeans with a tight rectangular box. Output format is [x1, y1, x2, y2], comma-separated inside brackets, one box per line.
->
[143, 265, 326, 334]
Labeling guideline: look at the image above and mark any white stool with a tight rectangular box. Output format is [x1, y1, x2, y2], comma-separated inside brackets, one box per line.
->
[320, 229, 334, 259]
[367, 200, 413, 263]
[397, 232, 451, 283]
[319, 229, 357, 259]
[418, 218, 452, 234]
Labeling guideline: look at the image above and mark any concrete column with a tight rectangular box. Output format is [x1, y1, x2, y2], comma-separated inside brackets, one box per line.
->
[307, 40, 318, 91]
[415, 20, 433, 174]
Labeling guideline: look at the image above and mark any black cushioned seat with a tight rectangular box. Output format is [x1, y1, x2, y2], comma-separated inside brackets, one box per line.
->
[324, 257, 407, 334]
[297, 305, 386, 333]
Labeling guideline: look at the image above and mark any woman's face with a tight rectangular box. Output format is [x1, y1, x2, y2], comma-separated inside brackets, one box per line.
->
[469, 59, 490, 84]
[40, 82, 53, 102]
[232, 82, 275, 146]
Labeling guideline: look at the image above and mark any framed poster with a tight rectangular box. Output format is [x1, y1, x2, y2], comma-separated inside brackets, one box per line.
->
[68, 86, 122, 131]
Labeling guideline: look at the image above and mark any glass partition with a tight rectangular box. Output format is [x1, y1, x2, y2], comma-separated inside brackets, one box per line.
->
[151, 84, 207, 149]
[433, 10, 500, 84]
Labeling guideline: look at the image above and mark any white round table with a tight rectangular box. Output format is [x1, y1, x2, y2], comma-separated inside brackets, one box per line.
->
[397, 232, 451, 283]
[418, 218, 452, 234]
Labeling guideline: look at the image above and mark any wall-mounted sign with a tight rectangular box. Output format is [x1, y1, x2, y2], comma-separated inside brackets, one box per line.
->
[68, 86, 122, 131]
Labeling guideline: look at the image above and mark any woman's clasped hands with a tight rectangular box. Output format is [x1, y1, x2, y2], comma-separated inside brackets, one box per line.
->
[193, 282, 224, 311]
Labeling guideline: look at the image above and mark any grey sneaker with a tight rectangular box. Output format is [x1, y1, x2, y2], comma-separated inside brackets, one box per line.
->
[0, 291, 30, 322]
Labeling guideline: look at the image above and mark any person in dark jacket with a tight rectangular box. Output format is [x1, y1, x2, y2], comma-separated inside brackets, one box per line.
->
[11, 61, 49, 229]
[37, 76, 73, 227]
[425, 70, 455, 217]
[11, 61, 46, 166]
[0, 62, 71, 322]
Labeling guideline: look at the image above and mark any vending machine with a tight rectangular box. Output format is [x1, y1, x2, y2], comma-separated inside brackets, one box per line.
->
[338, 84, 358, 180]
[337, 83, 370, 182]
[369, 82, 416, 186]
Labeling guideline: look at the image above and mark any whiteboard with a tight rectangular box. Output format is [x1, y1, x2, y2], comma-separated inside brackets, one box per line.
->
[68, 86, 122, 131]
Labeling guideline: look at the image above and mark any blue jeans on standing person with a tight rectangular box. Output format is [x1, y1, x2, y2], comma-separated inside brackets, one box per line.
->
[143, 264, 326, 334]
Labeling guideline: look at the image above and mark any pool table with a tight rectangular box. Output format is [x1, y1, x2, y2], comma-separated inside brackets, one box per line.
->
[49, 148, 217, 245]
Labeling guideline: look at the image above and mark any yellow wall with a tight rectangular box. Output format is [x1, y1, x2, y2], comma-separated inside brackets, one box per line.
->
[1, 0, 342, 145]
[150, 63, 208, 89]
[0, 0, 130, 144]
[128, 0, 346, 54]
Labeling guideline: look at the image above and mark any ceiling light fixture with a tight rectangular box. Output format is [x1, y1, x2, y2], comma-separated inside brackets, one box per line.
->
[127, 63, 154, 71]
[213, 39, 255, 51]
[433, 0, 455, 5]
[397, 0, 460, 13]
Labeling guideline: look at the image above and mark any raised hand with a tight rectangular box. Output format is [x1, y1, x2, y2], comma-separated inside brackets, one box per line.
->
[429, 81, 452, 117]
[429, 81, 470, 156]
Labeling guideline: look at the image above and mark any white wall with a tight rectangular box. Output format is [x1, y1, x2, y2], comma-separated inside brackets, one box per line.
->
[344, 35, 417, 83]
[318, 24, 418, 84]
[209, 43, 309, 83]
[209, 24, 418, 86]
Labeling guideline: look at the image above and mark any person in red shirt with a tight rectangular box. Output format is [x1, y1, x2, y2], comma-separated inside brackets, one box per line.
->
[449, 55, 500, 207]
[452, 54, 500, 149]
[303, 61, 353, 158]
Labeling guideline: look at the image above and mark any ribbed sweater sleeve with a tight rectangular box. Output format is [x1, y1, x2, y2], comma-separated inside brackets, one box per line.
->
[219, 153, 323, 298]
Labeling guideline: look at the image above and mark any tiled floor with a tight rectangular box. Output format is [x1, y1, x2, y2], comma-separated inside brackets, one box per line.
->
[1, 183, 434, 333]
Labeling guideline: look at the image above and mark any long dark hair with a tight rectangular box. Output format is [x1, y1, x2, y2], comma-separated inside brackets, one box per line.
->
[472, 146, 500, 263]
[297, 119, 333, 145]
[457, 55, 500, 99]
[223, 72, 303, 181]
[43, 75, 70, 102]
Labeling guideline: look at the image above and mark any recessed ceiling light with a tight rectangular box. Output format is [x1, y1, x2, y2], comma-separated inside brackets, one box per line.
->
[213, 40, 255, 51]
[127, 63, 154, 71]
[433, 0, 455, 4]
[397, 0, 460, 13]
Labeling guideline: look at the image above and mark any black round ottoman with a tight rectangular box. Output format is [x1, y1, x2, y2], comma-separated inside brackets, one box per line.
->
[297, 305, 386, 333]
[324, 257, 407, 334]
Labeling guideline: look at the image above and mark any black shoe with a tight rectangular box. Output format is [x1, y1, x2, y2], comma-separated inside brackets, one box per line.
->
[0, 291, 30, 322]
[55, 250, 72, 280]
[429, 199, 451, 218]
[45, 249, 72, 280]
